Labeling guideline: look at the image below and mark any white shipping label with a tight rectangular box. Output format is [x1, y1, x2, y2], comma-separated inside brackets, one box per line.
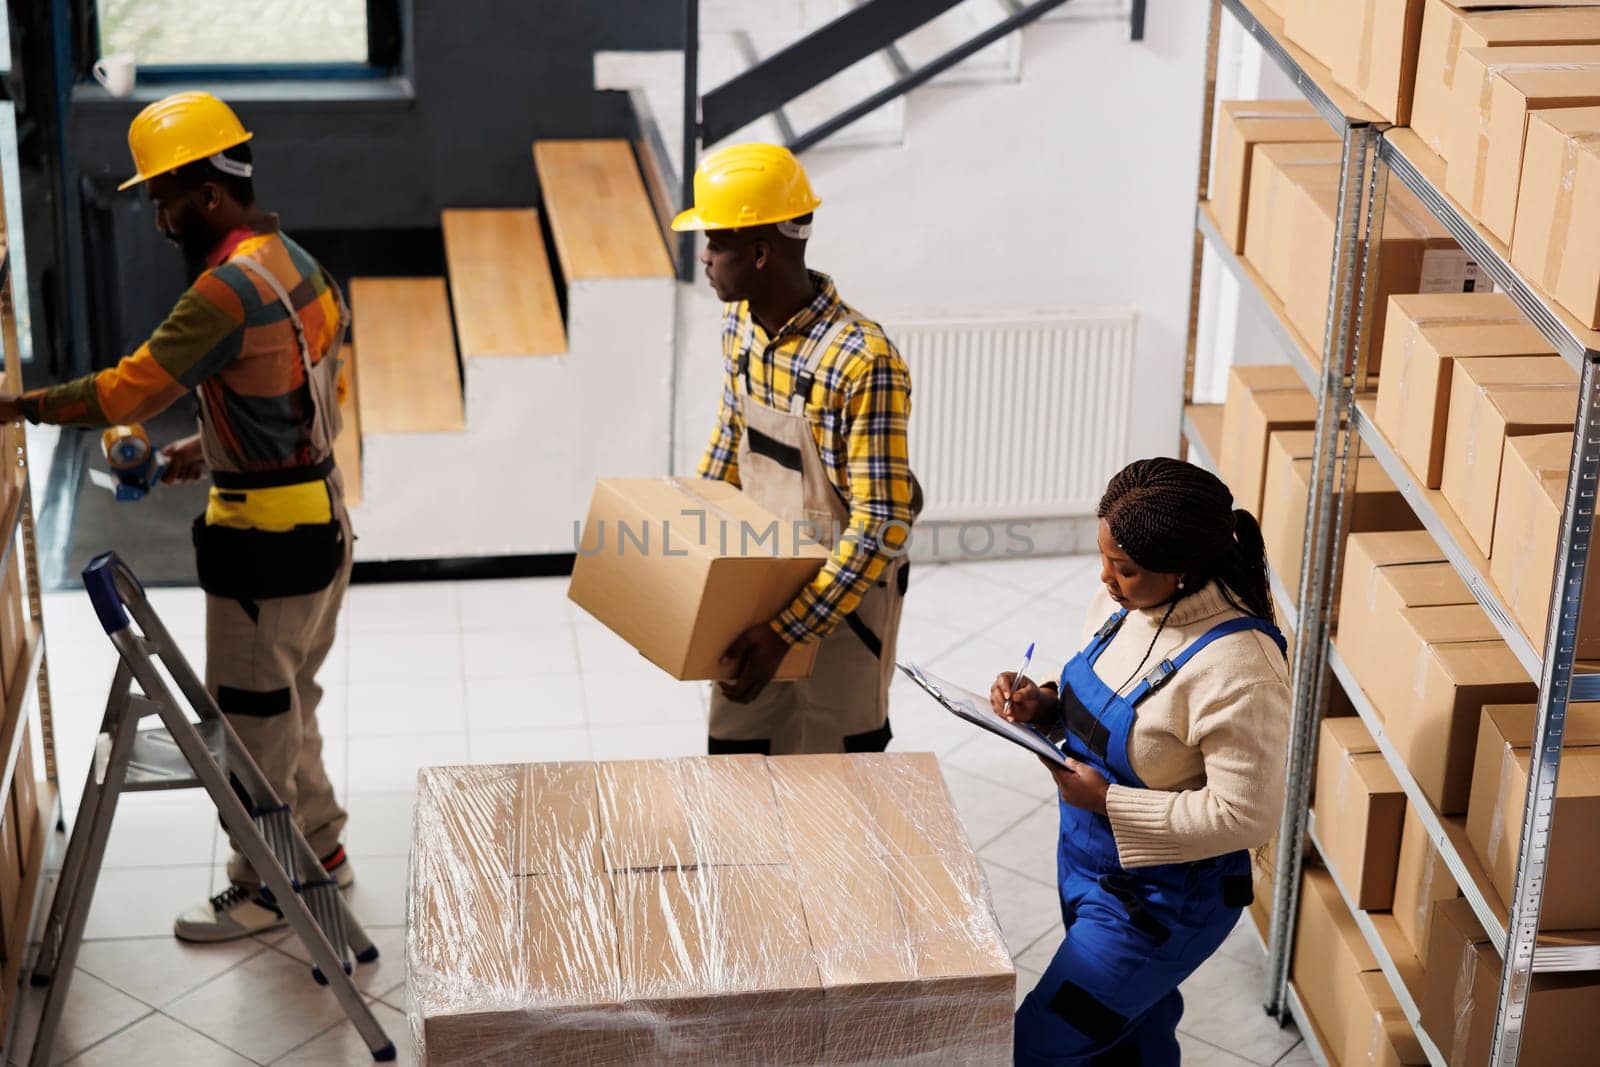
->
[1419, 250, 1496, 295]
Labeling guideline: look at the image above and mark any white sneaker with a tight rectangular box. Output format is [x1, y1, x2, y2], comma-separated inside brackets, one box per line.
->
[173, 884, 285, 943]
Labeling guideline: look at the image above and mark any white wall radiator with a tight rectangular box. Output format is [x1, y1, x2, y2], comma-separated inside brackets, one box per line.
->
[893, 310, 1138, 523]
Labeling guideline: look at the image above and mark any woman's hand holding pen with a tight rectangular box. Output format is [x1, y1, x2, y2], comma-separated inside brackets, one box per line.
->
[990, 673, 1056, 724]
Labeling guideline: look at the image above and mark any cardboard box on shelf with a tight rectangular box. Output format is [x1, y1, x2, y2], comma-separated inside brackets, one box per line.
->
[11, 729, 36, 866]
[1419, 895, 1600, 1063]
[1313, 717, 1408, 910]
[1218, 366, 1318, 519]
[1211, 99, 1339, 252]
[1337, 553, 1471, 690]
[1281, 168, 1462, 375]
[1466, 702, 1600, 930]
[1490, 432, 1600, 660]
[1284, 0, 1426, 124]
[1292, 868, 1381, 1066]
[1391, 805, 1461, 964]
[568, 478, 830, 682]
[1347, 601, 1535, 813]
[0, 555, 25, 695]
[1261, 441, 1421, 596]
[1412, 1, 1600, 158]
[1510, 105, 1600, 330]
[1373, 293, 1554, 489]
[1344, 971, 1428, 1067]
[411, 755, 1014, 1065]
[1250, 834, 1277, 943]
[1439, 362, 1577, 557]
[1443, 44, 1600, 243]
[1243, 142, 1344, 301]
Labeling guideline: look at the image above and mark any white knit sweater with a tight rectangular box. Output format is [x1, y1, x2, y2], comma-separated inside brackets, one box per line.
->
[1072, 581, 1291, 868]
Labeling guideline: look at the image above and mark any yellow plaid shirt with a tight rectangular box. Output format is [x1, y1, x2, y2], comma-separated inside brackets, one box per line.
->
[698, 273, 915, 644]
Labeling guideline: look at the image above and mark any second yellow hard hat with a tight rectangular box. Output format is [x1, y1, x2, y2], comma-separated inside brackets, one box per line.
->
[671, 143, 821, 232]
[120, 91, 253, 191]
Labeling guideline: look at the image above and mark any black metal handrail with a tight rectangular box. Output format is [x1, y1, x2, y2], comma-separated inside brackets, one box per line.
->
[789, 0, 1078, 153]
[666, 0, 1147, 278]
[700, 0, 969, 146]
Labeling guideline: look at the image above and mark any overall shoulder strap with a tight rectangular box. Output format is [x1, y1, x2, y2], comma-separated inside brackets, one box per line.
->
[231, 255, 334, 457]
[788, 313, 861, 414]
[1084, 610, 1128, 665]
[1124, 616, 1286, 707]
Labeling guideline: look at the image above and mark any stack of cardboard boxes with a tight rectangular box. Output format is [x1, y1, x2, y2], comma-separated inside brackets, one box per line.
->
[1371, 293, 1593, 656]
[408, 754, 1014, 1065]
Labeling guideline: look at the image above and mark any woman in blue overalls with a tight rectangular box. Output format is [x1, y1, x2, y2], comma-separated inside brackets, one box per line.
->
[994, 458, 1291, 1064]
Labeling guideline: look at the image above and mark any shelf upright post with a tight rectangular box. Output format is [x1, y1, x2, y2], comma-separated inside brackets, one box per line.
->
[1489, 350, 1600, 1064]
[1180, 0, 1225, 458]
[1264, 121, 1384, 1019]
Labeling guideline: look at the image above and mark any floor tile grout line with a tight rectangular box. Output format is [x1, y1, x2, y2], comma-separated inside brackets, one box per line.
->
[977, 855, 1057, 890]
[43, 1003, 156, 1067]
[1173, 1026, 1254, 1062]
[1269, 1039, 1307, 1066]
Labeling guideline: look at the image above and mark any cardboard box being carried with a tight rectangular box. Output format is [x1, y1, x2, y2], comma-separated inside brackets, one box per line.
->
[1261, 435, 1421, 595]
[1391, 804, 1461, 964]
[569, 478, 831, 681]
[1313, 717, 1407, 910]
[1412, 0, 1600, 158]
[1490, 432, 1600, 659]
[1511, 105, 1600, 329]
[1420, 896, 1600, 1064]
[1443, 44, 1600, 243]
[1466, 702, 1600, 930]
[1244, 142, 1346, 302]
[409, 754, 1014, 1066]
[1218, 366, 1318, 520]
[1373, 293, 1554, 489]
[1280, 165, 1463, 373]
[1210, 99, 1339, 253]
[1341, 599, 1535, 814]
[1438, 360, 1577, 557]
[1284, 0, 1427, 125]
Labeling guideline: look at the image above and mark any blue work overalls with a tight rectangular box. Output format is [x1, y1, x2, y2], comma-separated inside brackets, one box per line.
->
[1014, 609, 1285, 1065]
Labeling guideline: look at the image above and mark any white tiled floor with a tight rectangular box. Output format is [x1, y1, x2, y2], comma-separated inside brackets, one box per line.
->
[19, 555, 1309, 1065]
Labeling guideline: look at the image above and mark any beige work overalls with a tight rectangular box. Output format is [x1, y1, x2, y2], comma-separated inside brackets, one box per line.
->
[202, 254, 354, 885]
[707, 314, 910, 755]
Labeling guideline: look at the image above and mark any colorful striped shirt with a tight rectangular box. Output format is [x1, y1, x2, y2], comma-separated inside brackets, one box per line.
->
[699, 272, 915, 645]
[20, 220, 343, 476]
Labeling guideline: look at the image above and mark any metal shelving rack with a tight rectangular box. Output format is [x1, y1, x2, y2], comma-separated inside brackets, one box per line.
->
[1182, 0, 1600, 1062]
[0, 121, 62, 1058]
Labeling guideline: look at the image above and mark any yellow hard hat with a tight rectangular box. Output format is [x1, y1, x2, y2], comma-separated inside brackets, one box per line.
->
[120, 91, 254, 191]
[671, 143, 821, 232]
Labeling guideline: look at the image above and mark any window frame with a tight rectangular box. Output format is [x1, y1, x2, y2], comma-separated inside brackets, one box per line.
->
[80, 0, 404, 82]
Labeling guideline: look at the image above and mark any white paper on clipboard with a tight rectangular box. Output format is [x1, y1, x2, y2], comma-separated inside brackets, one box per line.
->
[898, 662, 1067, 767]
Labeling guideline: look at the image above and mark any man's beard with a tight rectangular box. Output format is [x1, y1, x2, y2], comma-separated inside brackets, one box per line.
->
[163, 216, 215, 280]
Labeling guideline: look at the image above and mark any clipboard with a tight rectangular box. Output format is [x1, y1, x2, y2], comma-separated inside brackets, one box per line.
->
[898, 662, 1067, 767]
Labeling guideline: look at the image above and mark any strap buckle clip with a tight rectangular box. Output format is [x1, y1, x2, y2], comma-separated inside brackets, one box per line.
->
[1142, 659, 1177, 693]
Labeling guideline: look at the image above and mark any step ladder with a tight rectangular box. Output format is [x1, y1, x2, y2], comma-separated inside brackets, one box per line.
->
[24, 552, 395, 1064]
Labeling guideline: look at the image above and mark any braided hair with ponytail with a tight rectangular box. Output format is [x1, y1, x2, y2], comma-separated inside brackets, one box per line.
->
[1096, 457, 1275, 624]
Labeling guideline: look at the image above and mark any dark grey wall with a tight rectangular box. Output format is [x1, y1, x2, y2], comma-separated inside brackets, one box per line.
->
[54, 0, 680, 370]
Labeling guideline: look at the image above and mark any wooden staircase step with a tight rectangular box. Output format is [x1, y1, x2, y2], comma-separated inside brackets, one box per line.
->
[349, 278, 465, 434]
[333, 343, 362, 507]
[442, 209, 567, 358]
[533, 140, 673, 282]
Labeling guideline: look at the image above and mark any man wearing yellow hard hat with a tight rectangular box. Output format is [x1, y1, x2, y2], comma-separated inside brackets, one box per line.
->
[0, 92, 356, 942]
[675, 143, 918, 755]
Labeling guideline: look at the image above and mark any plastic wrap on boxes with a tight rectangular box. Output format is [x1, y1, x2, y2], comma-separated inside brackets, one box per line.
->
[407, 753, 1015, 1065]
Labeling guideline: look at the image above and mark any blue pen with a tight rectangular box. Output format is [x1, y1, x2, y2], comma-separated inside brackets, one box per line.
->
[1003, 642, 1035, 718]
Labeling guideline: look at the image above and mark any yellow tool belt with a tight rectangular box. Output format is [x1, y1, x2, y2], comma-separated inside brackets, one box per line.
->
[205, 479, 333, 533]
